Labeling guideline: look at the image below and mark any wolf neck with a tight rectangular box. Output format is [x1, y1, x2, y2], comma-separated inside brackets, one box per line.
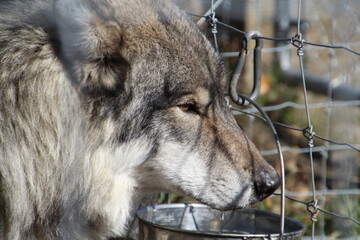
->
[81, 138, 153, 237]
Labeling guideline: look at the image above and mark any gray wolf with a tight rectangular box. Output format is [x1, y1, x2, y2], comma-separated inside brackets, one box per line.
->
[0, 0, 280, 239]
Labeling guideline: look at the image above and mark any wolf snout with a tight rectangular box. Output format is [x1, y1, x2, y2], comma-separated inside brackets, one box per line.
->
[254, 169, 281, 201]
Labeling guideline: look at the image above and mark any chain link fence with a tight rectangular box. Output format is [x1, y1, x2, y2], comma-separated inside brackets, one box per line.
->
[180, 0, 360, 238]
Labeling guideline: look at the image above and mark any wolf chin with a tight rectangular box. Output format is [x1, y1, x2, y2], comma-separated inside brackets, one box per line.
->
[0, 0, 280, 239]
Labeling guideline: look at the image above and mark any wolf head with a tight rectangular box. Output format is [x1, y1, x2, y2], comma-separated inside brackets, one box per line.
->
[56, 0, 280, 212]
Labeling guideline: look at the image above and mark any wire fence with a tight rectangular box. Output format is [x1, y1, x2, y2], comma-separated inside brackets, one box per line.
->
[184, 0, 360, 239]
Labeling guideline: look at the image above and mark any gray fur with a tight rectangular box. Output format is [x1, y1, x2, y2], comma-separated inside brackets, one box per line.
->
[0, 0, 279, 239]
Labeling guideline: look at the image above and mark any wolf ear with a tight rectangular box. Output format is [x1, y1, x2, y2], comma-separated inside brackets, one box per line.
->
[89, 19, 123, 59]
[83, 19, 130, 90]
[59, 13, 129, 90]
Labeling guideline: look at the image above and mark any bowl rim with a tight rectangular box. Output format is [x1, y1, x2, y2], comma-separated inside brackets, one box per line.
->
[136, 203, 305, 238]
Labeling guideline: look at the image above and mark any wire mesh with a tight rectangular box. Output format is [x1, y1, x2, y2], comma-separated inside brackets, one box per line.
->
[182, 0, 360, 239]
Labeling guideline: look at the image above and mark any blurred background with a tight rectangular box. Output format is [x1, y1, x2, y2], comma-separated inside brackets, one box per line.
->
[161, 0, 360, 238]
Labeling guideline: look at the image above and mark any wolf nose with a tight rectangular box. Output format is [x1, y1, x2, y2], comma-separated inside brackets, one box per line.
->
[254, 169, 281, 200]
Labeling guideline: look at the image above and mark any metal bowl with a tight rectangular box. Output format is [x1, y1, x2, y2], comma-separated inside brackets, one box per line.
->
[136, 203, 305, 240]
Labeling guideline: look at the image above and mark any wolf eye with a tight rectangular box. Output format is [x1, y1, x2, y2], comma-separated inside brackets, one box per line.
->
[178, 103, 197, 113]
